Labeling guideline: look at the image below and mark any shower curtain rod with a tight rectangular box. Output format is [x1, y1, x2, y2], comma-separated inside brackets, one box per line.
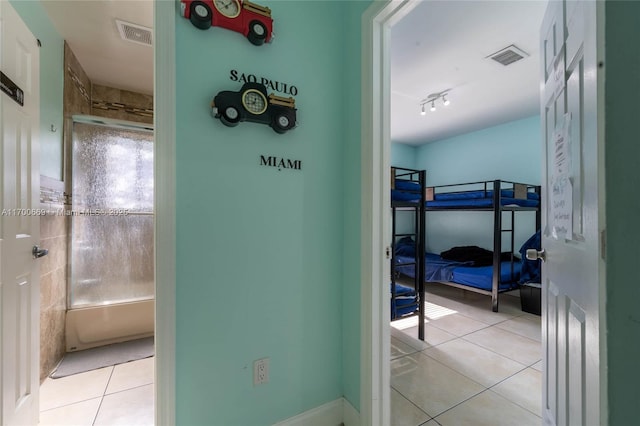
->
[71, 115, 154, 133]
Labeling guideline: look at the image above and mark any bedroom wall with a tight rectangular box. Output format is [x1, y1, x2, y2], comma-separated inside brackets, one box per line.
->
[174, 1, 367, 423]
[415, 115, 542, 254]
[391, 143, 417, 169]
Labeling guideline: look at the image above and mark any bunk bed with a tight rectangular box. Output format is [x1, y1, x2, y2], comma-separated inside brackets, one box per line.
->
[392, 176, 541, 313]
[390, 167, 426, 340]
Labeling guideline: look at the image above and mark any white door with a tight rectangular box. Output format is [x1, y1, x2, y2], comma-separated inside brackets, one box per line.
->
[0, 2, 41, 425]
[539, 1, 605, 425]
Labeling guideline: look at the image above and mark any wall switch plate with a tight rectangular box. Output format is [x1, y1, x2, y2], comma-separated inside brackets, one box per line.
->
[253, 357, 269, 386]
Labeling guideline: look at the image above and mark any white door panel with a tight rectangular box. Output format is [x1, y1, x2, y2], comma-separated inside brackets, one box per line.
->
[1, 2, 41, 425]
[540, 1, 603, 426]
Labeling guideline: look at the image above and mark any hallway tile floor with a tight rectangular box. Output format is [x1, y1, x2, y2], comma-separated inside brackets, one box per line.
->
[38, 357, 154, 426]
[391, 283, 542, 426]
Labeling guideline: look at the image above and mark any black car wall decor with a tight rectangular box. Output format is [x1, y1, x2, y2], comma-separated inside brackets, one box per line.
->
[211, 82, 297, 134]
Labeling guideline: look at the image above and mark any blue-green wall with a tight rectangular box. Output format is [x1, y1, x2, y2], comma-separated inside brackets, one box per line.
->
[341, 0, 372, 412]
[605, 2, 640, 424]
[391, 143, 417, 169]
[415, 116, 541, 253]
[416, 116, 541, 186]
[174, 1, 366, 423]
[10, 0, 64, 180]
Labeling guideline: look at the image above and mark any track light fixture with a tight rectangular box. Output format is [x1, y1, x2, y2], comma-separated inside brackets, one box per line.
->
[419, 90, 452, 115]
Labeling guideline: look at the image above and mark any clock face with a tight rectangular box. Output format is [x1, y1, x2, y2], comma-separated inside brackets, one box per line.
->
[242, 89, 268, 115]
[213, 0, 241, 18]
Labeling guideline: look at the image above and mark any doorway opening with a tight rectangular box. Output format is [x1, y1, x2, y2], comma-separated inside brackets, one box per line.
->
[365, 2, 544, 423]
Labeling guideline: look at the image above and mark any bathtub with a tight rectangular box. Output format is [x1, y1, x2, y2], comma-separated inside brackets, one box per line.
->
[65, 299, 154, 351]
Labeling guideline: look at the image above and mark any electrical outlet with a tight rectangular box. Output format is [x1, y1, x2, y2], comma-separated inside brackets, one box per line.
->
[253, 357, 269, 386]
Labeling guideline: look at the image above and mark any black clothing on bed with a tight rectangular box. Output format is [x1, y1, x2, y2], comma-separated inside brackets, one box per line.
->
[440, 246, 516, 267]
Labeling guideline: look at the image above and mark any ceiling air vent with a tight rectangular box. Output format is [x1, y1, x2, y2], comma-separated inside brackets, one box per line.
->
[487, 44, 529, 66]
[116, 19, 152, 47]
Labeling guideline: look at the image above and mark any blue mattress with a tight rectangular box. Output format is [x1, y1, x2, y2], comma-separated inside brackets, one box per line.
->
[434, 189, 540, 201]
[426, 197, 539, 208]
[392, 187, 540, 207]
[390, 283, 418, 318]
[395, 253, 520, 291]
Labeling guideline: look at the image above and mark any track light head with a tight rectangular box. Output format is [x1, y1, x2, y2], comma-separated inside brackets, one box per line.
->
[442, 95, 450, 106]
[430, 101, 436, 112]
[421, 104, 426, 115]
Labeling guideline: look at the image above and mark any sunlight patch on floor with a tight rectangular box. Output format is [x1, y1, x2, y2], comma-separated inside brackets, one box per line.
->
[390, 301, 458, 330]
[425, 301, 457, 320]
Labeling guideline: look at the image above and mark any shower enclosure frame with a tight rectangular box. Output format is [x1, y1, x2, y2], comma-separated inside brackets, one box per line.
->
[64, 115, 155, 351]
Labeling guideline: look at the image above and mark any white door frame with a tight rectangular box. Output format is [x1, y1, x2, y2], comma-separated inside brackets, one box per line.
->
[154, 1, 176, 425]
[360, 1, 418, 424]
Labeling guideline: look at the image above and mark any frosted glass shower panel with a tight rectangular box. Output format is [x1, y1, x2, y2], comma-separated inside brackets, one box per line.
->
[70, 122, 154, 308]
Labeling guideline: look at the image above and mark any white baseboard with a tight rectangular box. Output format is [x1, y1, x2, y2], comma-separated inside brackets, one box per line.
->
[343, 398, 360, 426]
[273, 398, 360, 426]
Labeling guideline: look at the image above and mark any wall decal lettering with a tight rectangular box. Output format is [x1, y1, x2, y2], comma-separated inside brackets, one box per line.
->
[230, 69, 298, 96]
[260, 155, 302, 171]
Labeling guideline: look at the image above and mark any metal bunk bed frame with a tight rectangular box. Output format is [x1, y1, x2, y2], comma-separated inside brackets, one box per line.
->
[425, 179, 541, 312]
[390, 167, 426, 340]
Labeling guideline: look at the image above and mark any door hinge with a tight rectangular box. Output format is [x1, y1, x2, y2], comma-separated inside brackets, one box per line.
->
[385, 246, 391, 259]
[600, 229, 606, 260]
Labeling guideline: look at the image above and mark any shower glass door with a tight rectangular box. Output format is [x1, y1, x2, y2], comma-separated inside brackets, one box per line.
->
[69, 119, 154, 308]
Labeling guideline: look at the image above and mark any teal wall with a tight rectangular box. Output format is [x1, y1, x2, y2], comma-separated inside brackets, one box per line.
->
[415, 116, 541, 253]
[342, 0, 372, 412]
[391, 143, 417, 169]
[605, 2, 640, 424]
[10, 0, 64, 180]
[175, 1, 366, 423]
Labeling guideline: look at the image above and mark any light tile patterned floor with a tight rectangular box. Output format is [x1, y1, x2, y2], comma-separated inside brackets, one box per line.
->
[391, 283, 542, 426]
[39, 357, 154, 426]
[38, 284, 540, 426]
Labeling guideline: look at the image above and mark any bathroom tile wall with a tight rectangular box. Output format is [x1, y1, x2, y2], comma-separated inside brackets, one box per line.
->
[39, 177, 68, 382]
[91, 84, 153, 124]
[64, 41, 91, 117]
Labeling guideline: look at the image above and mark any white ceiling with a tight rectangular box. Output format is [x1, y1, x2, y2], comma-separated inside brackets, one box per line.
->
[39, 0, 546, 132]
[391, 0, 548, 145]
[41, 0, 154, 95]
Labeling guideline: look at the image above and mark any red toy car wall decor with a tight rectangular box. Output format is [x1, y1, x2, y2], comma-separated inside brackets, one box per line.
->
[180, 0, 274, 46]
[211, 82, 297, 134]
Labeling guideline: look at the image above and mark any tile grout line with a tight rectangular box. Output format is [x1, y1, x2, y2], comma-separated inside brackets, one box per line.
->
[389, 384, 436, 424]
[91, 366, 115, 426]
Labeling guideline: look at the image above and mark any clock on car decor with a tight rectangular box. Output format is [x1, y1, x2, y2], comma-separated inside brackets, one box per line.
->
[180, 0, 274, 46]
[211, 82, 297, 133]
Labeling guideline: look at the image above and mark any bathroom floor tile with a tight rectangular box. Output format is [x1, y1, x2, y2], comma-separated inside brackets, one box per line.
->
[106, 357, 155, 394]
[492, 368, 542, 416]
[463, 326, 541, 365]
[434, 390, 541, 426]
[422, 339, 526, 387]
[495, 316, 542, 342]
[391, 387, 431, 426]
[391, 352, 484, 417]
[93, 384, 154, 426]
[39, 367, 113, 411]
[531, 360, 543, 371]
[38, 397, 101, 426]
